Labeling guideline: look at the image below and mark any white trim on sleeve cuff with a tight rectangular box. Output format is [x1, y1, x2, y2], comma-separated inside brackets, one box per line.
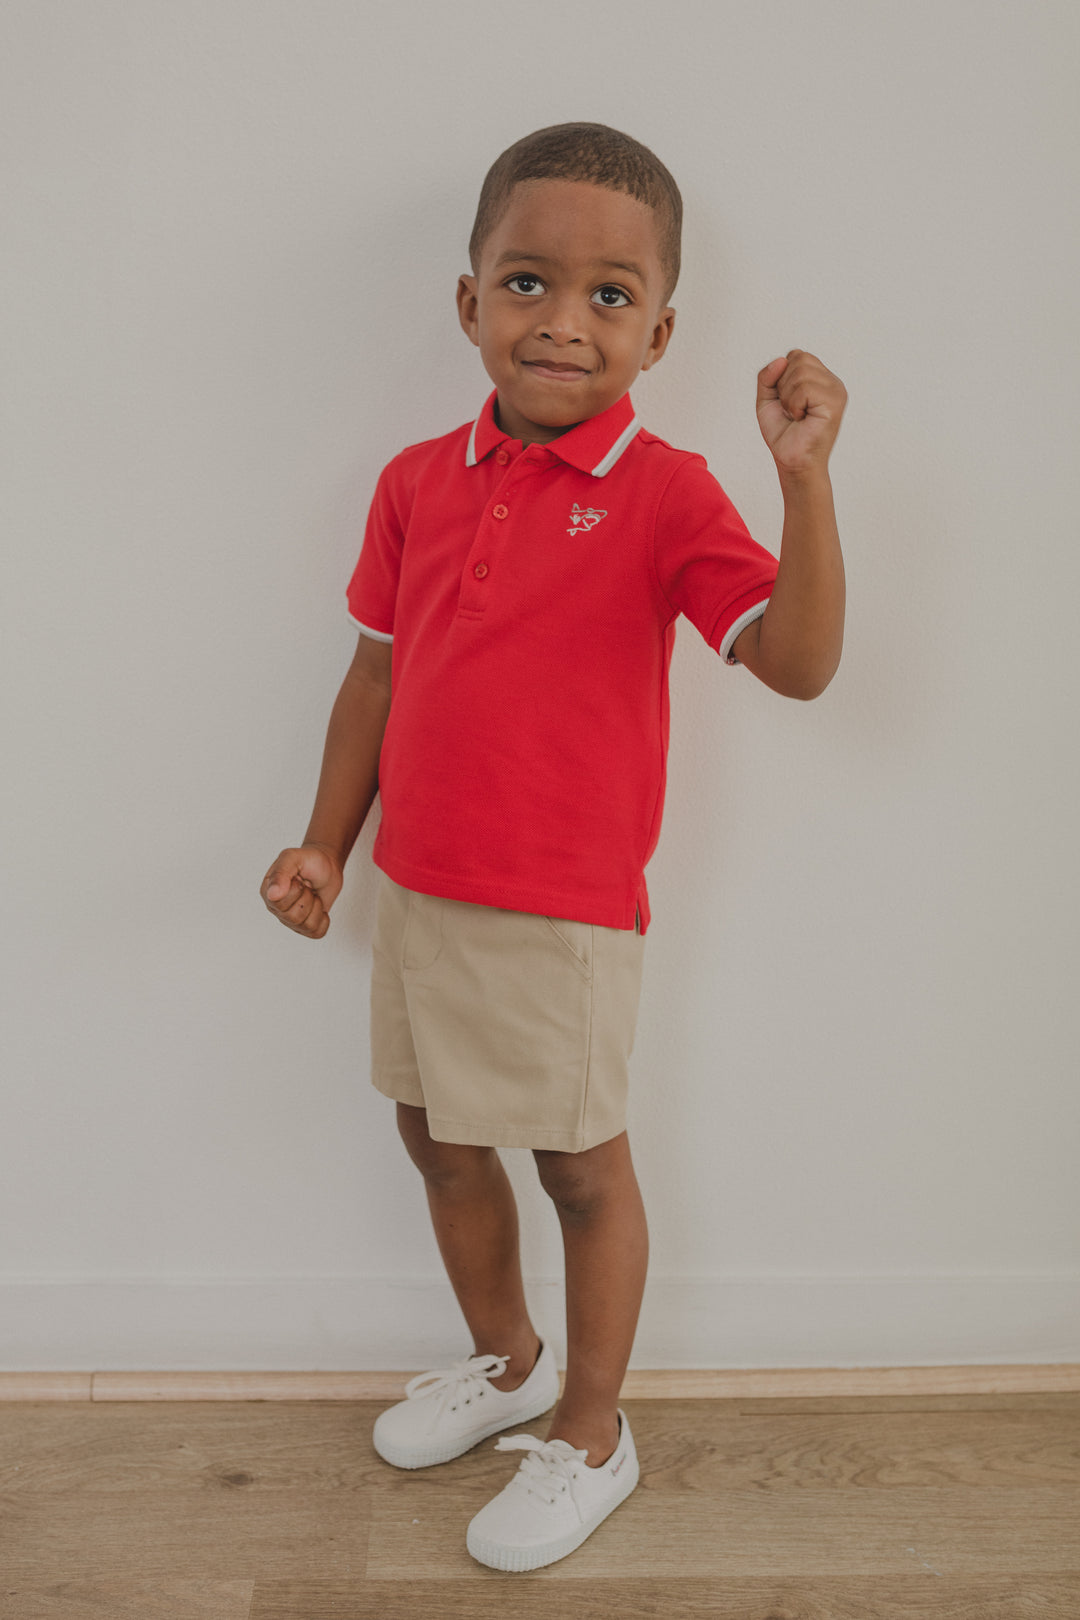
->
[720, 598, 770, 665]
[348, 612, 394, 643]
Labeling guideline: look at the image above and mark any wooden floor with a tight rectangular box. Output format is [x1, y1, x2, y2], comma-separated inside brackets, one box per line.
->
[2, 1390, 1079, 1617]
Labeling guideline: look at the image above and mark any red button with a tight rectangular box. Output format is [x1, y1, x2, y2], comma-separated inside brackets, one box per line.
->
[496, 449, 510, 465]
[492, 503, 508, 519]
[474, 561, 489, 578]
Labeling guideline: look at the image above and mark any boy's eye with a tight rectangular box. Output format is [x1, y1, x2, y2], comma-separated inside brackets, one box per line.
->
[592, 285, 631, 308]
[506, 274, 545, 296]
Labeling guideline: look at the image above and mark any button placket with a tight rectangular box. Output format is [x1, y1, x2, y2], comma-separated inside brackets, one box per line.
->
[458, 495, 506, 614]
[456, 454, 543, 619]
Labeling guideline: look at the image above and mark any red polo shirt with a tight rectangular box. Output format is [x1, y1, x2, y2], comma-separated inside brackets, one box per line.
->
[345, 390, 779, 933]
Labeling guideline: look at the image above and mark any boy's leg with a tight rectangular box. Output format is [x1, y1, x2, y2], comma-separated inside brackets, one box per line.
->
[395, 1101, 542, 1391]
[532, 1129, 648, 1466]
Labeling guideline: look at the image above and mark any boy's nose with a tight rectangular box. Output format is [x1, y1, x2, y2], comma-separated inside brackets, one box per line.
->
[536, 299, 588, 345]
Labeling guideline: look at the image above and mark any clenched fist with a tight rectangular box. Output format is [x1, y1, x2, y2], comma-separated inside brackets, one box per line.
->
[757, 350, 847, 476]
[261, 844, 343, 940]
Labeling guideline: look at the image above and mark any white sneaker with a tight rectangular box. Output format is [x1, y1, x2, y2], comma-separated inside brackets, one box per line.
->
[466, 1407, 639, 1571]
[371, 1340, 559, 1469]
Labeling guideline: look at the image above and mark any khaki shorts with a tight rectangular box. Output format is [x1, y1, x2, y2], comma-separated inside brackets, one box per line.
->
[369, 872, 645, 1153]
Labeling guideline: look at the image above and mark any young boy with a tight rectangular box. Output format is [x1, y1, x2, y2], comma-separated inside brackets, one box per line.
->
[261, 122, 846, 1572]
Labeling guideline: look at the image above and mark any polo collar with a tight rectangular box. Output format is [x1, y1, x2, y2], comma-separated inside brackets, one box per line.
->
[465, 389, 640, 479]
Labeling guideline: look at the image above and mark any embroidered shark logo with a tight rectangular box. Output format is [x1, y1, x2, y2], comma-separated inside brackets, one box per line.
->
[567, 503, 607, 536]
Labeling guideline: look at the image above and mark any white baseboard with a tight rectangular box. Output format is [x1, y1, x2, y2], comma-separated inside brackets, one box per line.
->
[1, 1271, 1076, 1372]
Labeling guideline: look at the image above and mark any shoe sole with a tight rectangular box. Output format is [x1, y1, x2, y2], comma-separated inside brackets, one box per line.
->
[466, 1453, 640, 1571]
[372, 1379, 560, 1470]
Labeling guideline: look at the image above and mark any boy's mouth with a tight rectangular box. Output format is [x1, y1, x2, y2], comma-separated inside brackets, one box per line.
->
[522, 360, 591, 381]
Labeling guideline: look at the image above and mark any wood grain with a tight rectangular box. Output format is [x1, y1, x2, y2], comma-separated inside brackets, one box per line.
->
[1, 1394, 1076, 1618]
[247, 1576, 1080, 1619]
[0, 1584, 254, 1620]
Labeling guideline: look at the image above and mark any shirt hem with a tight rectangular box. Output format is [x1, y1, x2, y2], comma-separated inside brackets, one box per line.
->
[373, 846, 643, 933]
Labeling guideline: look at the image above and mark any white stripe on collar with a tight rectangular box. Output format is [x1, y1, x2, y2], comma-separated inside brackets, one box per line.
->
[465, 406, 640, 474]
[591, 413, 641, 477]
[465, 412, 480, 468]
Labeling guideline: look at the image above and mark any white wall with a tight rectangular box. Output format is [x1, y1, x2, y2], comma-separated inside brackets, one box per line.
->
[3, 0, 1078, 1370]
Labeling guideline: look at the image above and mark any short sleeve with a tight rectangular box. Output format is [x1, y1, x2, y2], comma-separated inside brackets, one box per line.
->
[652, 456, 779, 665]
[345, 461, 405, 642]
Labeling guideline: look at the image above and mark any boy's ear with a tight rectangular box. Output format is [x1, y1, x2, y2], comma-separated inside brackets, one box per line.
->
[641, 306, 676, 372]
[457, 275, 480, 346]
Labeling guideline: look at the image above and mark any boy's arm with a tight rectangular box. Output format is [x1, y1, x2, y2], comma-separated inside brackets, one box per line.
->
[732, 350, 847, 700]
[261, 631, 392, 939]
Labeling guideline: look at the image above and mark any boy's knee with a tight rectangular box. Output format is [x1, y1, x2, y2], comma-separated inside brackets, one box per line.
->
[533, 1131, 634, 1216]
[395, 1101, 496, 1189]
[533, 1147, 607, 1217]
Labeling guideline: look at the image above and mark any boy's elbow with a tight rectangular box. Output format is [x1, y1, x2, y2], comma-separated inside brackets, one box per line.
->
[786, 635, 844, 699]
[789, 667, 836, 700]
[769, 655, 841, 700]
[739, 621, 843, 700]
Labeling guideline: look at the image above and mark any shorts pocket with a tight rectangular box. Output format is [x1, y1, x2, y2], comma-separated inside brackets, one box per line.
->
[402, 892, 445, 971]
[542, 914, 593, 980]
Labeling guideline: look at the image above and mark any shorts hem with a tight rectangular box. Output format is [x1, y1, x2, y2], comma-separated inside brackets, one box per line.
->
[370, 1069, 426, 1108]
[371, 1075, 626, 1152]
[425, 1111, 626, 1153]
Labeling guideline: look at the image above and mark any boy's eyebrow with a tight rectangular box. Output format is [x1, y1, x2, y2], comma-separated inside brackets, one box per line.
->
[493, 250, 647, 281]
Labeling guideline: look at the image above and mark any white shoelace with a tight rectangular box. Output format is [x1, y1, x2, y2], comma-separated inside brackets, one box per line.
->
[494, 1434, 590, 1507]
[403, 1351, 511, 1414]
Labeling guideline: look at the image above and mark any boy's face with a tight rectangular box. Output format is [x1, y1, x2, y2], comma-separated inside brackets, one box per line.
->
[457, 179, 676, 445]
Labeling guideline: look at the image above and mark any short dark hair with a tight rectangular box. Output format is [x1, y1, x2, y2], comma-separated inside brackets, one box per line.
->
[469, 122, 682, 303]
